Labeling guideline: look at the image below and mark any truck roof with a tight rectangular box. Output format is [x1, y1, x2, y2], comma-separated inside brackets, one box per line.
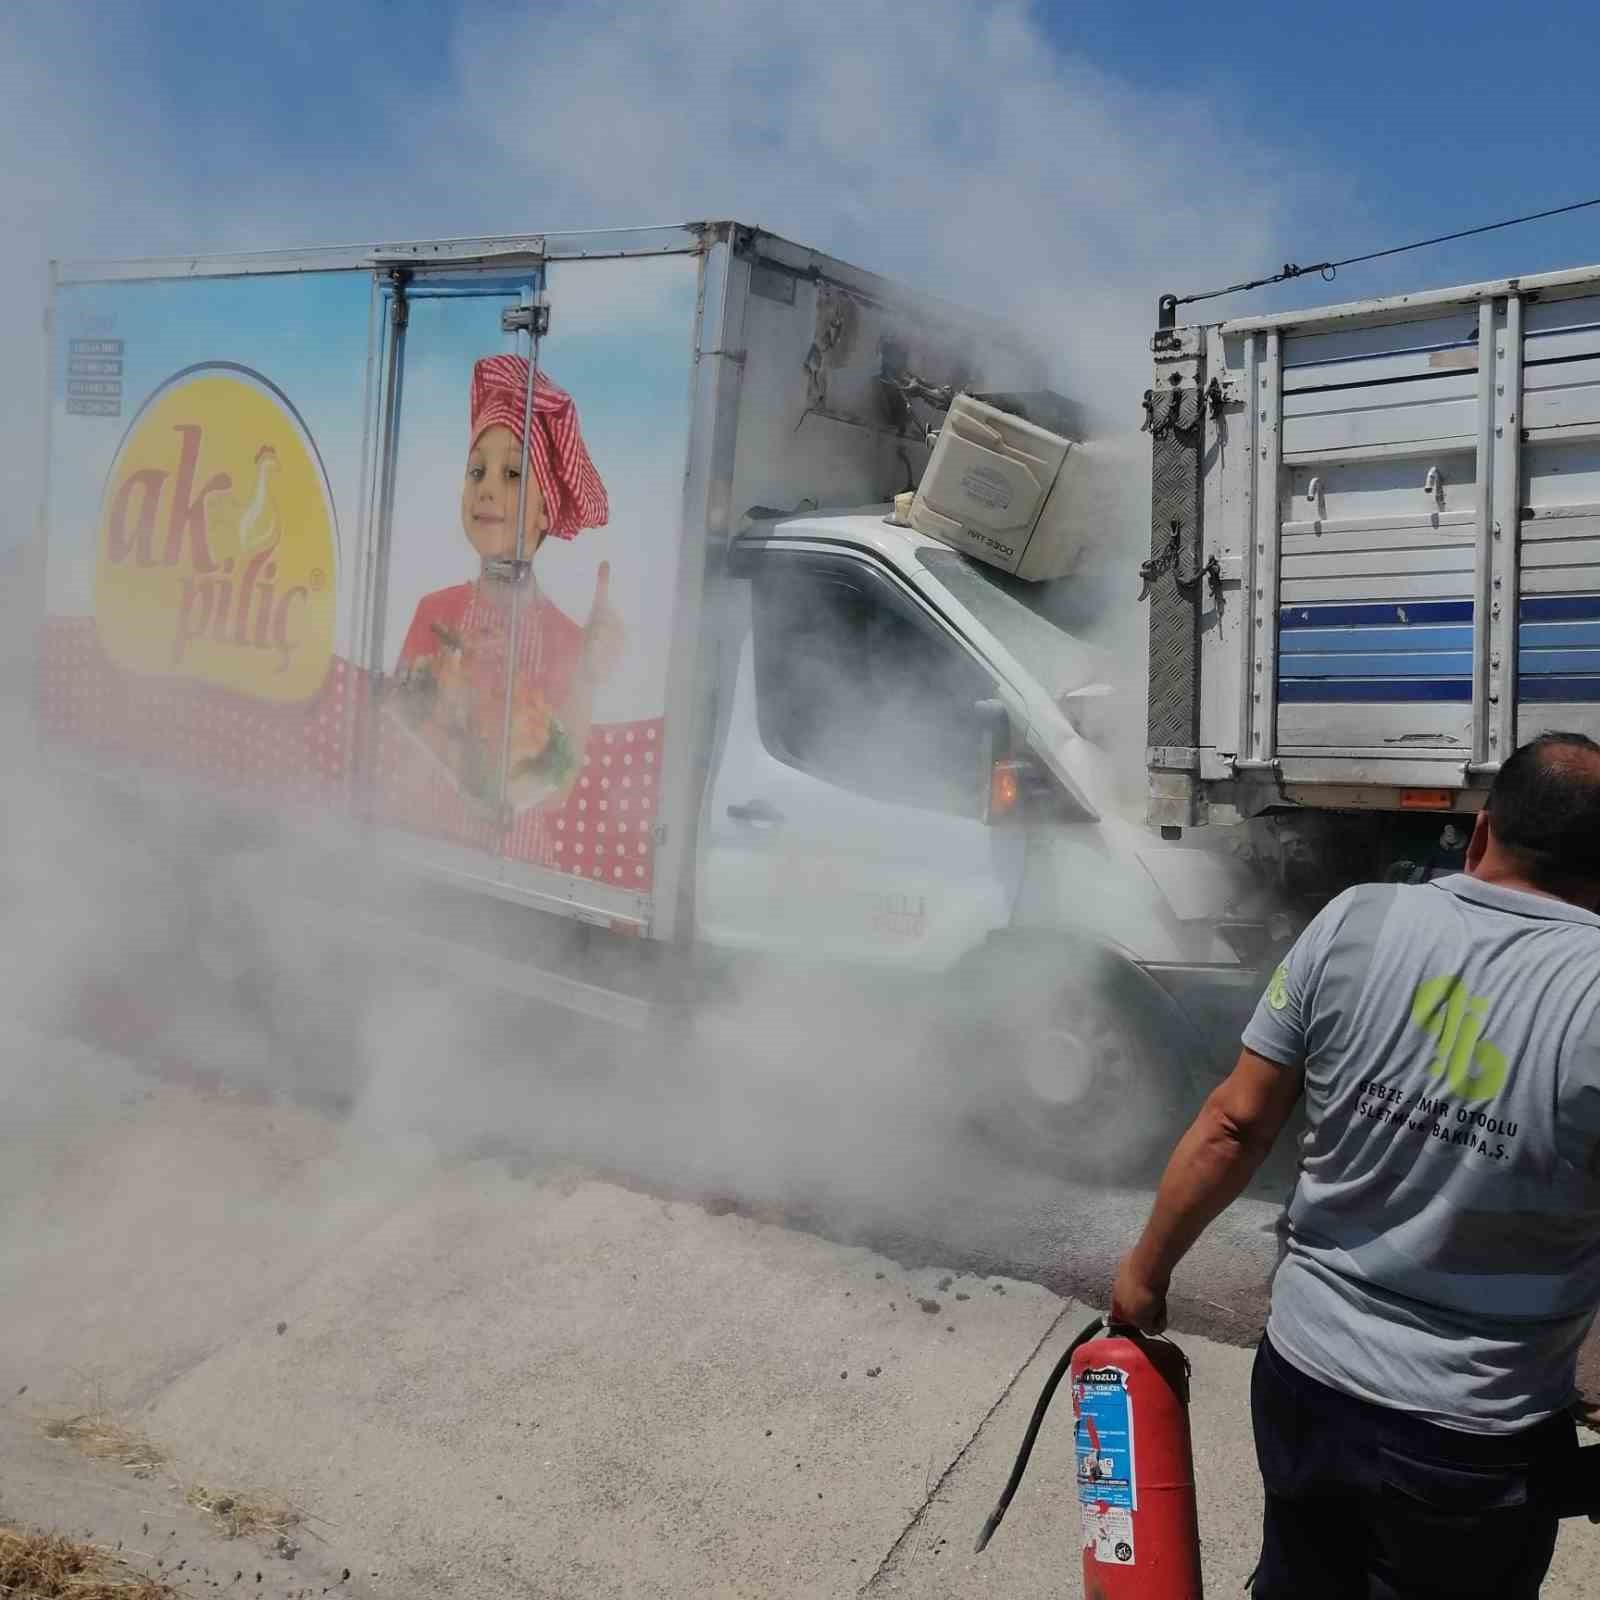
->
[49, 224, 1014, 352]
[740, 510, 944, 570]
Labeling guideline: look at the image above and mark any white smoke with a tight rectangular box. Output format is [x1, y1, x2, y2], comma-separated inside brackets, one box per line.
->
[1, 0, 1330, 552]
[0, 14, 1343, 1509]
[0, 0, 1318, 1187]
[433, 0, 1304, 419]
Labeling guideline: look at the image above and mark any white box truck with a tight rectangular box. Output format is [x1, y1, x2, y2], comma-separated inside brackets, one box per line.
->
[1141, 260, 1600, 948]
[30, 222, 1259, 1174]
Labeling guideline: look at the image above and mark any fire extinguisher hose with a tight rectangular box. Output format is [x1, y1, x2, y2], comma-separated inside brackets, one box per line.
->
[974, 1313, 1108, 1553]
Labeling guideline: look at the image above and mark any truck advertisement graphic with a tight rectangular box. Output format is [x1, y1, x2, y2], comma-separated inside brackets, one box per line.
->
[41, 270, 370, 804]
[39, 255, 697, 905]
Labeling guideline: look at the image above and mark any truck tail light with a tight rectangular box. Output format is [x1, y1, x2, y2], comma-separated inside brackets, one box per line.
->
[1399, 788, 1453, 810]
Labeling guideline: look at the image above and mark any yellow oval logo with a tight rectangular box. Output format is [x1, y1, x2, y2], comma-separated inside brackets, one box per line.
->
[93, 365, 336, 703]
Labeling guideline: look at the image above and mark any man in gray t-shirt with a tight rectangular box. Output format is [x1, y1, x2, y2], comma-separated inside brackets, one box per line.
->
[1112, 732, 1600, 1599]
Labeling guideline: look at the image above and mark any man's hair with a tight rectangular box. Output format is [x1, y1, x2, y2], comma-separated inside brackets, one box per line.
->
[1485, 731, 1600, 884]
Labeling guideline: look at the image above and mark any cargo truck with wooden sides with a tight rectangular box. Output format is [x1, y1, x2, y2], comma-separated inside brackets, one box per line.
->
[1140, 261, 1600, 947]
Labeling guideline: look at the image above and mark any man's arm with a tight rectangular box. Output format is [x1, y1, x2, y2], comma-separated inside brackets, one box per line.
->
[1110, 1048, 1303, 1332]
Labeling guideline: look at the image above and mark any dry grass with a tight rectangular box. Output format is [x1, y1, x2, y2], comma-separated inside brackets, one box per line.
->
[36, 1414, 166, 1479]
[35, 1404, 310, 1557]
[181, 1487, 302, 1548]
[0, 1525, 178, 1599]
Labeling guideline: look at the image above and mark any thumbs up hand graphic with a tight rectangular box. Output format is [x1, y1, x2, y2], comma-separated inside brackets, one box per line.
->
[581, 560, 625, 687]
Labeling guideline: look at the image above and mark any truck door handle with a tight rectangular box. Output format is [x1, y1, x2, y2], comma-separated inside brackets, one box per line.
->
[727, 798, 785, 827]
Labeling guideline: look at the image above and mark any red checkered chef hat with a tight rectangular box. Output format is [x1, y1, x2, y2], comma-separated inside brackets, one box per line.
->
[469, 354, 608, 539]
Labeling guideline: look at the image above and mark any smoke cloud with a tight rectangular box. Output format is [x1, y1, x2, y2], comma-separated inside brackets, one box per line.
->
[2, 0, 1327, 542]
[0, 0, 1307, 1384]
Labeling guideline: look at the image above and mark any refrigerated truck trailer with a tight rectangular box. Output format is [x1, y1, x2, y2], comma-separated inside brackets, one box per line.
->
[31, 221, 1260, 1174]
[1143, 260, 1600, 925]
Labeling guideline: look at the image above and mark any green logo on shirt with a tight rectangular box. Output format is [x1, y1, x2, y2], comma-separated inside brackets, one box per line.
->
[1409, 975, 1509, 1102]
[1265, 963, 1290, 1012]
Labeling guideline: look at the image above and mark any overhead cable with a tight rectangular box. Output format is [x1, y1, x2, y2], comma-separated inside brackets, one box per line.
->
[1173, 194, 1600, 310]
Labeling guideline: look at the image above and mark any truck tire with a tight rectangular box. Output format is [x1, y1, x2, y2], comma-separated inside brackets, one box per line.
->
[955, 942, 1201, 1183]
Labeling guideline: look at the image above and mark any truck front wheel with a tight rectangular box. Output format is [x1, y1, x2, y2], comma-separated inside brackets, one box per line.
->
[955, 945, 1199, 1183]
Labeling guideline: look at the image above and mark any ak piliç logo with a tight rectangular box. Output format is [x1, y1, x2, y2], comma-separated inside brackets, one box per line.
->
[93, 364, 337, 702]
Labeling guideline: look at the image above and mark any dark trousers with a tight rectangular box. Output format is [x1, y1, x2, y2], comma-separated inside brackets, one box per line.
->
[1250, 1333, 1577, 1599]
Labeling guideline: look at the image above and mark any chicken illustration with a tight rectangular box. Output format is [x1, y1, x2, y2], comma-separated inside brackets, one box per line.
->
[236, 444, 282, 560]
[504, 688, 574, 810]
[390, 623, 574, 814]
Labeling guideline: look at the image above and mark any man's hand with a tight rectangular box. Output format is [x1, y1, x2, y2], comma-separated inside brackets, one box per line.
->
[1111, 1255, 1169, 1334]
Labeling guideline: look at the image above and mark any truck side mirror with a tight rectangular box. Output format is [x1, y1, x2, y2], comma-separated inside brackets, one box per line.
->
[975, 698, 1016, 822]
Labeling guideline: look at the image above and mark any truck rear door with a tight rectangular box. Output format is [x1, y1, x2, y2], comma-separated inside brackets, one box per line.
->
[365, 251, 702, 934]
[1198, 276, 1600, 799]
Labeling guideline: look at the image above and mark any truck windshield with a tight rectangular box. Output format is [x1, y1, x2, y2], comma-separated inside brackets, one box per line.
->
[915, 548, 1106, 700]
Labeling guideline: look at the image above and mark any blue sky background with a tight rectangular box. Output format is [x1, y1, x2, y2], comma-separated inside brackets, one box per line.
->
[14, 0, 1600, 306]
[8, 0, 1600, 542]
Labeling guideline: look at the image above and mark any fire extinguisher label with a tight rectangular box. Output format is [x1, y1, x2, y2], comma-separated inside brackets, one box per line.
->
[1074, 1363, 1137, 1566]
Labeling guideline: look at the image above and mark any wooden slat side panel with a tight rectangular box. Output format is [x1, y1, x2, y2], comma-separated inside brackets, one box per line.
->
[1279, 702, 1474, 749]
[1522, 293, 1600, 336]
[1282, 400, 1477, 456]
[1282, 572, 1477, 602]
[1282, 311, 1478, 369]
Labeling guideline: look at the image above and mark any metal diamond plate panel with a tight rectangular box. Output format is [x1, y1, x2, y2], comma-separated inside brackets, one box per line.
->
[1146, 386, 1204, 751]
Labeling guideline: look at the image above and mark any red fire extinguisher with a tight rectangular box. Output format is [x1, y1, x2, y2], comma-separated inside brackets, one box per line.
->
[976, 1315, 1203, 1599]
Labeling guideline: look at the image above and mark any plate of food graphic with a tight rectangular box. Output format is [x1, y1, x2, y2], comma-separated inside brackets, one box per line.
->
[387, 623, 576, 817]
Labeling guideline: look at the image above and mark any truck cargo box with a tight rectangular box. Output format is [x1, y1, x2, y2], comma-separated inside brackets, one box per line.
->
[1144, 262, 1600, 828]
[33, 223, 1042, 940]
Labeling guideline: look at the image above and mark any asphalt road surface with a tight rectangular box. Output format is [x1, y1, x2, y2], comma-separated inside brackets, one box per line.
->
[148, 943, 1294, 1347]
[5, 1024, 1595, 1600]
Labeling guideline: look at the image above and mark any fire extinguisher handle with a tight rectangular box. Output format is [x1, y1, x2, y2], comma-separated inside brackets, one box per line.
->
[974, 1314, 1107, 1554]
[1106, 1320, 1195, 1402]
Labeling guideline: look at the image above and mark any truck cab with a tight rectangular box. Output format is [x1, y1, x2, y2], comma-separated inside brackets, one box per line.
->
[700, 511, 1263, 1171]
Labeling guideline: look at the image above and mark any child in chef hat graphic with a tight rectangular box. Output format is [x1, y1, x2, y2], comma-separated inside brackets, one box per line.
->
[391, 354, 624, 816]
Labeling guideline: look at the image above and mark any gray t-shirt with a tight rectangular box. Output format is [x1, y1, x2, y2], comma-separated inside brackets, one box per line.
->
[1244, 873, 1600, 1433]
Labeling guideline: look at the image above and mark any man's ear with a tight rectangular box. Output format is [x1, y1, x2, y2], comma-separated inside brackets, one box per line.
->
[1465, 807, 1492, 874]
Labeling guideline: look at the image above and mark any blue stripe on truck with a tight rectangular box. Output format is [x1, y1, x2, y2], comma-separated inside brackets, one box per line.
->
[1276, 597, 1600, 701]
[1520, 676, 1600, 703]
[1284, 652, 1472, 678]
[1280, 626, 1475, 655]
[1278, 597, 1600, 629]
[1278, 678, 1473, 703]
[1279, 601, 1473, 629]
[1282, 645, 1600, 677]
[1524, 597, 1600, 622]
[1279, 675, 1600, 702]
